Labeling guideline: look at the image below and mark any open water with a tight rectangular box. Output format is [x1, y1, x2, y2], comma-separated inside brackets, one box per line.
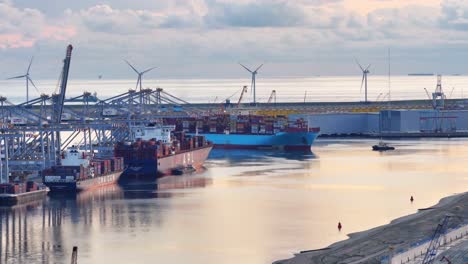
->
[1, 139, 467, 264]
[1, 75, 468, 104]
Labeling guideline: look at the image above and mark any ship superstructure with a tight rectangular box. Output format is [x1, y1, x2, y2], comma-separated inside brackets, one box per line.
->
[43, 146, 124, 193]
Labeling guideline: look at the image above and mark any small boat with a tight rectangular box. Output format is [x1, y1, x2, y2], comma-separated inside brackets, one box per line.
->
[372, 142, 395, 151]
[171, 165, 196, 176]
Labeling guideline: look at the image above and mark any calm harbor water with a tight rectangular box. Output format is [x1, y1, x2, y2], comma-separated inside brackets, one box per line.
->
[1, 139, 468, 264]
[1, 75, 468, 104]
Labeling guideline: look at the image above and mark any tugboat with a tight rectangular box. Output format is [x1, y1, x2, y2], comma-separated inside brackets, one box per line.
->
[372, 141, 395, 151]
[43, 146, 124, 193]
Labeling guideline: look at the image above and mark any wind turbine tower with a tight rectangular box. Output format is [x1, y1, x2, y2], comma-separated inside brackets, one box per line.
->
[356, 60, 371, 103]
[7, 56, 38, 103]
[239, 63, 263, 104]
[125, 60, 156, 91]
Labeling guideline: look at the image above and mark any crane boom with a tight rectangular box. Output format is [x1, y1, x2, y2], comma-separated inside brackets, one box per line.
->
[267, 90, 276, 103]
[237, 86, 248, 107]
[424, 88, 431, 100]
[422, 215, 451, 264]
[424, 88, 436, 109]
[54, 44, 73, 124]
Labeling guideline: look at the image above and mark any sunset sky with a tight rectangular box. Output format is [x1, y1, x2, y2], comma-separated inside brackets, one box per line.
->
[0, 0, 467, 78]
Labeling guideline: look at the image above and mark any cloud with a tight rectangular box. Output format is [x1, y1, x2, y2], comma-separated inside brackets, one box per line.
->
[1, 0, 468, 78]
[440, 0, 468, 30]
[0, 2, 76, 49]
[204, 1, 306, 28]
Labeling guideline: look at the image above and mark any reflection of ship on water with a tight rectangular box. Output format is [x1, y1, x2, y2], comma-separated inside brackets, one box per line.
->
[122, 175, 212, 198]
[0, 175, 212, 263]
[207, 149, 317, 163]
[0, 201, 69, 264]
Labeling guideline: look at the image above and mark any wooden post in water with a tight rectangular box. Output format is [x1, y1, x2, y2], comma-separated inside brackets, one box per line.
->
[71, 246, 78, 264]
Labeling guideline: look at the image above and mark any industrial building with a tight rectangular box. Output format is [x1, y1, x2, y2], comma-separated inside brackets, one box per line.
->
[305, 109, 468, 137]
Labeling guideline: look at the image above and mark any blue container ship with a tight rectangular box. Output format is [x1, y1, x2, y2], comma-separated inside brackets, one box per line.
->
[192, 131, 318, 150]
[169, 114, 320, 150]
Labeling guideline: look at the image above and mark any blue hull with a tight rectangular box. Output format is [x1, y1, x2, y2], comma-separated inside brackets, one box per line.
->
[189, 132, 318, 150]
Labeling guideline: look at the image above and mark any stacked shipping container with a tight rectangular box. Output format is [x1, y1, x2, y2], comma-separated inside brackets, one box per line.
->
[171, 114, 309, 135]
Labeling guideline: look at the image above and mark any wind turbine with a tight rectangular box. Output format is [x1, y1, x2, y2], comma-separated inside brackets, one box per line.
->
[124, 60, 156, 91]
[355, 59, 371, 103]
[7, 56, 39, 103]
[239, 63, 263, 104]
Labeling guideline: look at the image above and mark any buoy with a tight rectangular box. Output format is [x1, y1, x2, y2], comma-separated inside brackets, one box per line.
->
[338, 222, 342, 230]
[410, 196, 414, 202]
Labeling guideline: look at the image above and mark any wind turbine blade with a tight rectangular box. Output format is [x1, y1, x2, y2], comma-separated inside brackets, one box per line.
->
[124, 60, 140, 74]
[354, 58, 364, 71]
[27, 56, 34, 74]
[141, 67, 157, 74]
[360, 74, 365, 93]
[254, 64, 264, 72]
[28, 77, 40, 94]
[6, 75, 26, 80]
[239, 63, 253, 73]
[366, 64, 371, 71]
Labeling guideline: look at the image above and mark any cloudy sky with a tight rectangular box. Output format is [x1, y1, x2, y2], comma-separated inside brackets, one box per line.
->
[0, 0, 467, 78]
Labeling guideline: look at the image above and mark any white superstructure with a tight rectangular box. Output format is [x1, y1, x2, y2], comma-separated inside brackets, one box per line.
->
[60, 146, 90, 167]
[131, 125, 175, 143]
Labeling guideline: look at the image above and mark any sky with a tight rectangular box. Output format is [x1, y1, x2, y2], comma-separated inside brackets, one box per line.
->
[0, 0, 467, 79]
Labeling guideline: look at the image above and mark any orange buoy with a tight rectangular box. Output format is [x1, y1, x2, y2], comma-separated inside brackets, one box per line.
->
[338, 222, 342, 230]
[410, 196, 414, 202]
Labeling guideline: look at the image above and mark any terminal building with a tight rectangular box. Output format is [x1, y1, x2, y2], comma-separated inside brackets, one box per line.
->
[305, 110, 468, 137]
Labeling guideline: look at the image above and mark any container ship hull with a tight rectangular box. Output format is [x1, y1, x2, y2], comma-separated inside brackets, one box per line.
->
[189, 132, 318, 150]
[118, 145, 212, 186]
[44, 171, 122, 193]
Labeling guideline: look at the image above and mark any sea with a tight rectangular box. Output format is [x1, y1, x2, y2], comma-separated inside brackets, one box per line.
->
[0, 75, 467, 104]
[0, 77, 468, 264]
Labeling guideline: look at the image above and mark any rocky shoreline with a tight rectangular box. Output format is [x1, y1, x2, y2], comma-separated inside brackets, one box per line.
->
[274, 192, 468, 264]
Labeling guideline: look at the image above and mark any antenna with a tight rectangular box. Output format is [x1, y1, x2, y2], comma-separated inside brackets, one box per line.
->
[6, 56, 40, 103]
[239, 63, 263, 104]
[388, 48, 391, 107]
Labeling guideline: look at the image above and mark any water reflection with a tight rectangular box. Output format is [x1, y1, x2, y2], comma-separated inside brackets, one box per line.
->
[208, 149, 316, 162]
[1, 139, 467, 264]
[0, 176, 212, 264]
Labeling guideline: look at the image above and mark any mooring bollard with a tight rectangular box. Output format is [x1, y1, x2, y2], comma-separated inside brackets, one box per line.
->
[71, 246, 78, 264]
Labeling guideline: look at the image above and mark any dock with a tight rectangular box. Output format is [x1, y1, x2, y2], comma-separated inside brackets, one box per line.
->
[0, 188, 48, 206]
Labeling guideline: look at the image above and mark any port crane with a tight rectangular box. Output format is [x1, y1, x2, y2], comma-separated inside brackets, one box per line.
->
[237, 85, 248, 107]
[421, 214, 451, 264]
[267, 90, 276, 104]
[424, 88, 436, 109]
